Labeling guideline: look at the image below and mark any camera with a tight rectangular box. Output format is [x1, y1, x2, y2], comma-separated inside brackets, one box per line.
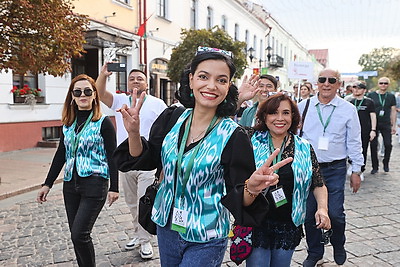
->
[107, 63, 127, 72]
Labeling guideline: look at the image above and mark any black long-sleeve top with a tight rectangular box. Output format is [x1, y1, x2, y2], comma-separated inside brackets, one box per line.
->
[43, 110, 118, 192]
[113, 106, 269, 226]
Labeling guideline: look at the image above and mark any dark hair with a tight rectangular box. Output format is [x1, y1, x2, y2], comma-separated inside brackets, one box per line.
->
[259, 74, 278, 89]
[253, 93, 300, 134]
[129, 69, 147, 78]
[175, 52, 238, 117]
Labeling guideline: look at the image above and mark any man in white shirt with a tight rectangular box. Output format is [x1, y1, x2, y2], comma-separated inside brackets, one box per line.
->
[96, 64, 167, 259]
[298, 69, 363, 267]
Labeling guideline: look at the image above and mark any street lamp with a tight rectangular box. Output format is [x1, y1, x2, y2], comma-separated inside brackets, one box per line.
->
[248, 47, 254, 62]
[266, 46, 273, 64]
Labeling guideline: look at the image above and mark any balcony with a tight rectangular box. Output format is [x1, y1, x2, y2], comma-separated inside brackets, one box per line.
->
[269, 54, 284, 68]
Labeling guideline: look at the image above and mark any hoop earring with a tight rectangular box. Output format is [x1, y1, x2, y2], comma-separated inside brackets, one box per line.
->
[70, 99, 74, 105]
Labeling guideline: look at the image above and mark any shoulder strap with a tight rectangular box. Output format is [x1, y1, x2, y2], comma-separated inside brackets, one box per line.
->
[167, 106, 186, 132]
[299, 98, 310, 137]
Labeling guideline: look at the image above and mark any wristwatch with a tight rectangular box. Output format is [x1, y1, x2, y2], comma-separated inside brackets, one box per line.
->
[352, 171, 362, 176]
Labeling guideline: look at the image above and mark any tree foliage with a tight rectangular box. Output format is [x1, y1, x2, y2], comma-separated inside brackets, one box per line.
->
[358, 47, 398, 71]
[387, 54, 400, 81]
[0, 0, 89, 76]
[167, 27, 247, 83]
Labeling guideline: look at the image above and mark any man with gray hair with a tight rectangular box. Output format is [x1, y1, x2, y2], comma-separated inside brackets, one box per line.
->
[298, 69, 363, 267]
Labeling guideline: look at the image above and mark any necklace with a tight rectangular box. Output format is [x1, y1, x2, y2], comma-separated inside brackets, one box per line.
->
[75, 120, 86, 133]
[190, 129, 206, 144]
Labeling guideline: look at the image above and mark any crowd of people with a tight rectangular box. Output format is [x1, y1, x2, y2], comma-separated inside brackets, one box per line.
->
[36, 46, 399, 267]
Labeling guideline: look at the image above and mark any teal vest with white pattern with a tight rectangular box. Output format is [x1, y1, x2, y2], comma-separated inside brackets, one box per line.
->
[152, 109, 238, 242]
[251, 132, 312, 226]
[63, 115, 109, 181]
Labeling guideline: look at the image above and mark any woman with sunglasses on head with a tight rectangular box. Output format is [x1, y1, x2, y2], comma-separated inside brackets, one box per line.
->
[243, 93, 330, 267]
[113, 47, 292, 266]
[37, 74, 119, 267]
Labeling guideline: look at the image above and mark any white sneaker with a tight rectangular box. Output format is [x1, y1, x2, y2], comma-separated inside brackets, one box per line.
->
[125, 237, 139, 250]
[140, 242, 154, 259]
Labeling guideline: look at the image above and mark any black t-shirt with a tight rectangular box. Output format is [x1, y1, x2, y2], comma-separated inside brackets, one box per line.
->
[367, 91, 396, 124]
[349, 97, 375, 135]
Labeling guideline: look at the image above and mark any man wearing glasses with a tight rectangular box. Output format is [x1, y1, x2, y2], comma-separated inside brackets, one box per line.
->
[349, 82, 377, 179]
[298, 69, 363, 267]
[367, 77, 397, 174]
[239, 74, 278, 127]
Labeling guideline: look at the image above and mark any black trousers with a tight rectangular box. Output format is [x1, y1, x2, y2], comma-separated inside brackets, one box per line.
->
[63, 174, 108, 267]
[361, 132, 371, 172]
[370, 123, 392, 170]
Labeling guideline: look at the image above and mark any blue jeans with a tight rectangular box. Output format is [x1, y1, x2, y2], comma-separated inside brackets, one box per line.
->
[246, 247, 294, 267]
[63, 175, 108, 267]
[304, 160, 346, 260]
[157, 223, 228, 267]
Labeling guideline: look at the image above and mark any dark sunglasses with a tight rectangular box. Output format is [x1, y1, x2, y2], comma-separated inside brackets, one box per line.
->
[320, 229, 333, 245]
[379, 82, 389, 85]
[72, 89, 94, 97]
[318, 77, 338, 84]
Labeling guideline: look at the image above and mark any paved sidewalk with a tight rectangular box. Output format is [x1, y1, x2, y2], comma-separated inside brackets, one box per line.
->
[1, 140, 400, 266]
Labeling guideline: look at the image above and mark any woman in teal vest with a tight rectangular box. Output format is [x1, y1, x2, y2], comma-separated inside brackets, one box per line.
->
[114, 47, 292, 266]
[37, 74, 119, 267]
[245, 94, 331, 267]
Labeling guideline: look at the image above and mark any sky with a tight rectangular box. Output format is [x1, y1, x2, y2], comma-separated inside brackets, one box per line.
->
[253, 0, 400, 73]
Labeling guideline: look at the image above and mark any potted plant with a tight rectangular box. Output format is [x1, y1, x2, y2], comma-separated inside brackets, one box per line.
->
[11, 85, 44, 104]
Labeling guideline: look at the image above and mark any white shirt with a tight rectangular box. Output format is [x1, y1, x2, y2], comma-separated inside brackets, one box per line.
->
[111, 93, 167, 145]
[298, 94, 364, 172]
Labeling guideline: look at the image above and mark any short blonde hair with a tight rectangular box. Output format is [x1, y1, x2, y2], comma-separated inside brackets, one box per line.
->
[378, 77, 390, 84]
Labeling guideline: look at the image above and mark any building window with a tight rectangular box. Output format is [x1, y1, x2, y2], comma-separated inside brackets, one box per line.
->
[42, 126, 62, 141]
[221, 15, 227, 31]
[253, 35, 257, 55]
[116, 55, 127, 93]
[207, 6, 213, 29]
[13, 71, 38, 90]
[245, 30, 249, 46]
[259, 39, 263, 61]
[234, 24, 239, 41]
[157, 0, 168, 18]
[190, 0, 198, 29]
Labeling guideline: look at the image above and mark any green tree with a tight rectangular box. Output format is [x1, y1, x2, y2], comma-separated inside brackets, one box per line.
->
[387, 54, 400, 81]
[167, 27, 247, 83]
[0, 0, 89, 76]
[358, 47, 398, 71]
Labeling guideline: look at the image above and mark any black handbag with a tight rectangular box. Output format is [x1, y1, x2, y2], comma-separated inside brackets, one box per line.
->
[139, 178, 159, 235]
[138, 106, 186, 235]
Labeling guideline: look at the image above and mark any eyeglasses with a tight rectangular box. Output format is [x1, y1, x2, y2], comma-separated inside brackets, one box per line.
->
[318, 77, 338, 84]
[320, 229, 333, 245]
[352, 85, 358, 88]
[196, 46, 233, 58]
[72, 89, 94, 97]
[379, 82, 389, 85]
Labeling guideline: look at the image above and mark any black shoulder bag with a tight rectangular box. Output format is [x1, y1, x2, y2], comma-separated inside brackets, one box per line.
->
[299, 98, 310, 137]
[139, 106, 185, 235]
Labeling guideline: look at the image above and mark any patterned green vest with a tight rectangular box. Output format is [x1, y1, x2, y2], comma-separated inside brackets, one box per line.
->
[251, 131, 312, 226]
[63, 115, 109, 181]
[152, 109, 238, 242]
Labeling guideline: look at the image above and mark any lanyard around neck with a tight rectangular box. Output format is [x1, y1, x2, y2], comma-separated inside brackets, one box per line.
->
[176, 111, 218, 198]
[378, 92, 387, 108]
[129, 94, 147, 106]
[268, 132, 288, 174]
[71, 111, 93, 157]
[316, 103, 336, 135]
[354, 97, 364, 111]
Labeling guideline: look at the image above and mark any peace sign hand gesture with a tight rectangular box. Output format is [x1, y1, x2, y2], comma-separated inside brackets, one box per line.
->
[246, 148, 293, 196]
[117, 88, 146, 136]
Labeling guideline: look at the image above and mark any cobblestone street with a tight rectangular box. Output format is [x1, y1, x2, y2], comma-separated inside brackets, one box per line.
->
[1, 139, 400, 266]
